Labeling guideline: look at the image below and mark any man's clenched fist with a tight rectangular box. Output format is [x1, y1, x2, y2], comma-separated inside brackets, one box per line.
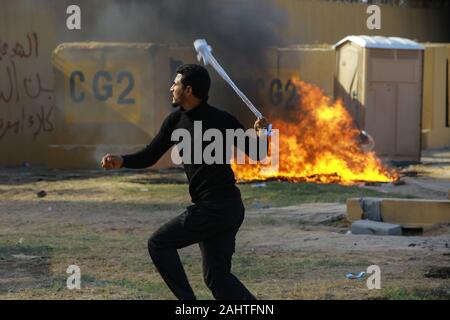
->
[101, 154, 123, 170]
[254, 117, 269, 132]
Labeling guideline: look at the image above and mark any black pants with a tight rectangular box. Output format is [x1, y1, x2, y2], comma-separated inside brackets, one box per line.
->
[147, 197, 256, 300]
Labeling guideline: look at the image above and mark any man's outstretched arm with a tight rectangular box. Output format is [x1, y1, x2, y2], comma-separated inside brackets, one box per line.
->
[101, 115, 175, 170]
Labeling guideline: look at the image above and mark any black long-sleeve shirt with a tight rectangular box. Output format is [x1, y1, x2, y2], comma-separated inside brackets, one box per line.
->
[121, 101, 266, 203]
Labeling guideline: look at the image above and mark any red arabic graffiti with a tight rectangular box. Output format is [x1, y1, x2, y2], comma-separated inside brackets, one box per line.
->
[0, 32, 54, 141]
[0, 32, 38, 61]
[0, 60, 53, 103]
[0, 105, 54, 140]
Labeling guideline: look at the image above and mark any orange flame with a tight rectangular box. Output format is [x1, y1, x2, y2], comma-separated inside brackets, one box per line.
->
[232, 78, 398, 184]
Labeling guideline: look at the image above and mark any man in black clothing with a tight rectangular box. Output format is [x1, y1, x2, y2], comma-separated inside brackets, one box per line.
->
[101, 64, 267, 300]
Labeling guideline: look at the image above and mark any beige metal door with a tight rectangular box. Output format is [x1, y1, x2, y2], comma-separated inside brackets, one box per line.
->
[397, 83, 421, 157]
[366, 83, 397, 157]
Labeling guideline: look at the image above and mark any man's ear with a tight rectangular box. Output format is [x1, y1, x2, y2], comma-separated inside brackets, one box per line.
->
[185, 86, 193, 96]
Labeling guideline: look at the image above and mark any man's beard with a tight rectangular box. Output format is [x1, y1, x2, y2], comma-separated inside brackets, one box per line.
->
[171, 93, 185, 109]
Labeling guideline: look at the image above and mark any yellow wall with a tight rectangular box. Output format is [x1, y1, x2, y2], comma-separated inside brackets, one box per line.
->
[257, 46, 335, 115]
[48, 43, 173, 168]
[347, 198, 450, 228]
[0, 2, 60, 166]
[1, 0, 449, 168]
[277, 0, 450, 44]
[422, 44, 450, 149]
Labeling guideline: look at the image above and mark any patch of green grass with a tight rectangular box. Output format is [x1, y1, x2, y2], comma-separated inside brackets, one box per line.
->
[238, 181, 410, 207]
[0, 168, 430, 299]
[105, 173, 410, 210]
[375, 287, 450, 300]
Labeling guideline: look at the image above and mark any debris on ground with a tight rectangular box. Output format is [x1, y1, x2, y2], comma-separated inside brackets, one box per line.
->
[392, 179, 406, 186]
[252, 183, 267, 188]
[36, 190, 47, 198]
[345, 271, 366, 279]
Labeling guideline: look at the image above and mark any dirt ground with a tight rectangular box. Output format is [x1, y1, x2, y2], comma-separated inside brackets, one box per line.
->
[0, 148, 449, 300]
[362, 148, 450, 200]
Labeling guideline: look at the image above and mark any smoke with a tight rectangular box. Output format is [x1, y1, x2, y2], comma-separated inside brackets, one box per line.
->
[56, 0, 288, 168]
[91, 0, 287, 68]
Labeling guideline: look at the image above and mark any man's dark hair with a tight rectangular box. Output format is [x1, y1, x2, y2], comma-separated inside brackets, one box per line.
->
[176, 64, 211, 101]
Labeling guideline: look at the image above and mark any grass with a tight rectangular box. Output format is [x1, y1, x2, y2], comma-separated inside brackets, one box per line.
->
[0, 168, 408, 209]
[1, 226, 447, 299]
[0, 233, 383, 300]
[0, 168, 441, 300]
[238, 181, 410, 208]
[375, 287, 450, 300]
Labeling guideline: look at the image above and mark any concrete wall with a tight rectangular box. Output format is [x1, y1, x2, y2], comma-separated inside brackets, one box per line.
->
[278, 0, 450, 44]
[49, 43, 173, 168]
[422, 44, 450, 149]
[255, 46, 336, 119]
[1, 0, 449, 168]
